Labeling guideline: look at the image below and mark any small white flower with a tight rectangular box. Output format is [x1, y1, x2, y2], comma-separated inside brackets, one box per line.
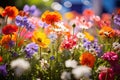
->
[113, 42, 120, 50]
[10, 58, 30, 77]
[72, 66, 92, 79]
[65, 59, 78, 68]
[40, 59, 49, 70]
[76, 32, 85, 39]
[61, 71, 71, 80]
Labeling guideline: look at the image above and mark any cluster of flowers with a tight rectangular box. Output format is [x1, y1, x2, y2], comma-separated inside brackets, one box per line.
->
[0, 5, 120, 80]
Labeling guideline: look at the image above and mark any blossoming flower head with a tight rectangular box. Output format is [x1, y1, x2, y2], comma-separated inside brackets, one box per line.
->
[61, 35, 78, 50]
[112, 42, 120, 53]
[32, 31, 50, 48]
[2, 6, 18, 19]
[23, 5, 41, 17]
[2, 24, 18, 35]
[83, 39, 101, 54]
[72, 65, 92, 79]
[24, 42, 39, 58]
[0, 34, 16, 48]
[41, 10, 62, 24]
[0, 64, 7, 76]
[15, 16, 35, 31]
[99, 26, 115, 38]
[65, 59, 78, 68]
[99, 68, 114, 80]
[79, 52, 96, 68]
[10, 58, 30, 77]
[102, 51, 119, 65]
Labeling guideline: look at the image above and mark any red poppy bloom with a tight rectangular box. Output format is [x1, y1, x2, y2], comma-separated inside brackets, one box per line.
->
[41, 10, 62, 24]
[2, 24, 18, 35]
[2, 6, 18, 19]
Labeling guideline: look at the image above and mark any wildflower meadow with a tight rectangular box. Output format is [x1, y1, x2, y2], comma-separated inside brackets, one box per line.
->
[0, 5, 120, 80]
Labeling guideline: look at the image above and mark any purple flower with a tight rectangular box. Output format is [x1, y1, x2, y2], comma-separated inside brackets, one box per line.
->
[15, 16, 35, 31]
[24, 43, 39, 58]
[114, 15, 120, 26]
[50, 56, 55, 60]
[8, 40, 15, 47]
[15, 16, 28, 27]
[23, 5, 41, 17]
[39, 21, 48, 28]
[83, 39, 101, 53]
[102, 52, 119, 65]
[0, 64, 7, 76]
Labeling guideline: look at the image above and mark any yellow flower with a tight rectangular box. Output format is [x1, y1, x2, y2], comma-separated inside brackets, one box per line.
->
[41, 10, 62, 24]
[84, 31, 94, 41]
[32, 31, 50, 48]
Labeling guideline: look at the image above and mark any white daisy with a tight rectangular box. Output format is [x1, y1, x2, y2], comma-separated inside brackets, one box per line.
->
[65, 59, 78, 68]
[72, 65, 91, 79]
[10, 58, 30, 77]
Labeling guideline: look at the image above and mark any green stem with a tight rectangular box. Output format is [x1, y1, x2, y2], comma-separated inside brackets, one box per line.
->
[39, 47, 41, 60]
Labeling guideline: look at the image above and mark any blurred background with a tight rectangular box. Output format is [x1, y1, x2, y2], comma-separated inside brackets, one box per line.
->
[0, 0, 120, 15]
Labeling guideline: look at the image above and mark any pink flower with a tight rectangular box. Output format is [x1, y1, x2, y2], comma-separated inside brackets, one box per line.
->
[61, 35, 78, 50]
[20, 28, 33, 39]
[102, 52, 119, 65]
[99, 68, 114, 80]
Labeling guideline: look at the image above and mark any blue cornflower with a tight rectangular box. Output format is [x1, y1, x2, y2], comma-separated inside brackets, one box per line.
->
[15, 15, 28, 27]
[83, 39, 101, 53]
[24, 43, 39, 58]
[83, 39, 91, 50]
[23, 5, 41, 17]
[15, 16, 35, 31]
[25, 22, 35, 32]
[0, 64, 7, 76]
[50, 56, 55, 60]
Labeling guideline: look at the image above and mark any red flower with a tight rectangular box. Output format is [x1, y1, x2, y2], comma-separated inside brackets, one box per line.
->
[0, 56, 3, 62]
[2, 6, 18, 19]
[99, 68, 114, 80]
[2, 24, 18, 35]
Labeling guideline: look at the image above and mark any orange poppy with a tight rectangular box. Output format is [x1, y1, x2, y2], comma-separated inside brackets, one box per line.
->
[79, 52, 96, 68]
[2, 6, 18, 19]
[41, 10, 62, 24]
[0, 33, 23, 48]
[99, 26, 115, 38]
[0, 35, 16, 48]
